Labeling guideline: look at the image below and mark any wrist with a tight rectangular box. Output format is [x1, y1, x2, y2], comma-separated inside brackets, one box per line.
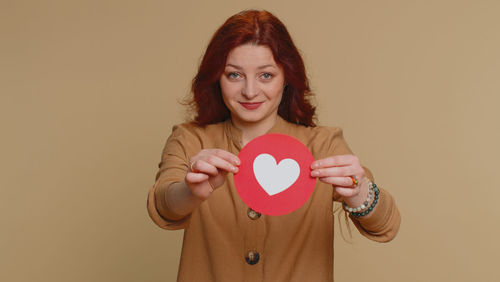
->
[167, 182, 202, 216]
[343, 177, 369, 207]
[343, 179, 379, 217]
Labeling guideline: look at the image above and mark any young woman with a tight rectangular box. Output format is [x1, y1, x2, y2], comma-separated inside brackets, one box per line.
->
[147, 9, 400, 282]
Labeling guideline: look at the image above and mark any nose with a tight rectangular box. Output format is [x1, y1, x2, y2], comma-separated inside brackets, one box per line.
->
[241, 79, 259, 99]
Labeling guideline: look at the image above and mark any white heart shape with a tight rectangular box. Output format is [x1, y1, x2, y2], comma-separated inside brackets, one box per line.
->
[253, 153, 300, 196]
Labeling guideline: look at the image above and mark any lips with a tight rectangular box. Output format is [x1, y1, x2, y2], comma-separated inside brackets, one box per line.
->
[239, 102, 263, 110]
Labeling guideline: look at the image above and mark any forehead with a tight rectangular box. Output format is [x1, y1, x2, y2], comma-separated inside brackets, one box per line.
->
[226, 44, 277, 67]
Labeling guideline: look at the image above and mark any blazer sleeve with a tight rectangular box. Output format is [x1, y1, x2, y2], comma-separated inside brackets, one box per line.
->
[326, 127, 401, 242]
[350, 185, 401, 242]
[146, 124, 200, 230]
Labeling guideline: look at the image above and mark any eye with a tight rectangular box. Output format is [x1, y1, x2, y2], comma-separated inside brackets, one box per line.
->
[260, 73, 273, 80]
[226, 72, 241, 80]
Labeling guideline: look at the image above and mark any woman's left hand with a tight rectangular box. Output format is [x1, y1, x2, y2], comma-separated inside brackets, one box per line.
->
[310, 154, 369, 207]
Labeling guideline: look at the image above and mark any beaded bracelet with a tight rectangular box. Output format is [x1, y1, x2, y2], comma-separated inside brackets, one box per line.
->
[343, 181, 380, 218]
[342, 180, 375, 213]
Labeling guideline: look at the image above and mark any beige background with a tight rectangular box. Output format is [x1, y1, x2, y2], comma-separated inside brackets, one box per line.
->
[1, 0, 499, 281]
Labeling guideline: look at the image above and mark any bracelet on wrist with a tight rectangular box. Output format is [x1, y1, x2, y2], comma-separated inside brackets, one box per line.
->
[343, 180, 379, 218]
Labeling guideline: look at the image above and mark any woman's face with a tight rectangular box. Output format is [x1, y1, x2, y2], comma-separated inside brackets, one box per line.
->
[220, 44, 285, 129]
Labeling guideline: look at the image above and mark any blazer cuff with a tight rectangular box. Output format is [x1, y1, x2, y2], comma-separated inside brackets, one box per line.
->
[147, 179, 190, 230]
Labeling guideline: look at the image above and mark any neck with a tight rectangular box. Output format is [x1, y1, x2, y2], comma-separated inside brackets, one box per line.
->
[233, 115, 279, 146]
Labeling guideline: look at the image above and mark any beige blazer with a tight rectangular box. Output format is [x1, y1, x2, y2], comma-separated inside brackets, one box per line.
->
[147, 117, 400, 281]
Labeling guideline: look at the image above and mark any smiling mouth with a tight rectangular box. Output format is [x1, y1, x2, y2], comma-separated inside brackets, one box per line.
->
[239, 102, 263, 110]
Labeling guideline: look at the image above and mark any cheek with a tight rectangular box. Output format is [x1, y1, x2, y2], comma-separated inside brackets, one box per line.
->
[265, 84, 285, 100]
[264, 75, 285, 99]
[219, 80, 230, 99]
[220, 81, 237, 108]
[220, 79, 238, 97]
[221, 90, 231, 109]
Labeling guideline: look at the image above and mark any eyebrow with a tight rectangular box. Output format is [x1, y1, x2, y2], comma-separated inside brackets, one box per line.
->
[225, 63, 276, 70]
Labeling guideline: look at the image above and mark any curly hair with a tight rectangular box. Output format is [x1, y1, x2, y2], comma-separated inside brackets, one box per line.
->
[189, 10, 316, 127]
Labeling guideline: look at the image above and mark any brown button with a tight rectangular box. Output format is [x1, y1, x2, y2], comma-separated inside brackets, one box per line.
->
[245, 250, 260, 265]
[247, 208, 261, 220]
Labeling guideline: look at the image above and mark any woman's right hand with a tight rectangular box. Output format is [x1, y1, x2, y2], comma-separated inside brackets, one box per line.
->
[186, 149, 240, 200]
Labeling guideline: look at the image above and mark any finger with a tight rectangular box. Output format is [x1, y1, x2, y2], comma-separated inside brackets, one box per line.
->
[200, 154, 238, 173]
[311, 155, 358, 169]
[210, 170, 228, 188]
[207, 149, 241, 166]
[207, 178, 215, 192]
[311, 166, 358, 178]
[190, 159, 219, 176]
[189, 183, 213, 200]
[317, 176, 355, 187]
[334, 186, 361, 198]
[185, 172, 209, 183]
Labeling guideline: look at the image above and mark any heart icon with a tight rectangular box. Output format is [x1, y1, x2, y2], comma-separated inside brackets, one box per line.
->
[234, 133, 316, 215]
[253, 153, 300, 196]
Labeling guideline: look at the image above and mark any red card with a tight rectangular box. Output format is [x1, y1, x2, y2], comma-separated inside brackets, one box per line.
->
[234, 133, 316, 216]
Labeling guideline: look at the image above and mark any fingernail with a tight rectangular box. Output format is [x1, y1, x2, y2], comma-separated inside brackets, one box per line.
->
[311, 171, 319, 177]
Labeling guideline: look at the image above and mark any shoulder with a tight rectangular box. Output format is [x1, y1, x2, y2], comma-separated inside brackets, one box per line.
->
[281, 121, 345, 145]
[307, 126, 346, 153]
[307, 125, 344, 139]
[281, 121, 351, 157]
[165, 121, 228, 154]
[170, 121, 226, 140]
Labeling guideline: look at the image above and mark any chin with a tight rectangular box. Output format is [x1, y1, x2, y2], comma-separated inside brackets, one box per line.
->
[236, 115, 262, 124]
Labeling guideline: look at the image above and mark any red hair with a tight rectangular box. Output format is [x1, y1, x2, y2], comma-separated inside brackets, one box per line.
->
[190, 10, 316, 127]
